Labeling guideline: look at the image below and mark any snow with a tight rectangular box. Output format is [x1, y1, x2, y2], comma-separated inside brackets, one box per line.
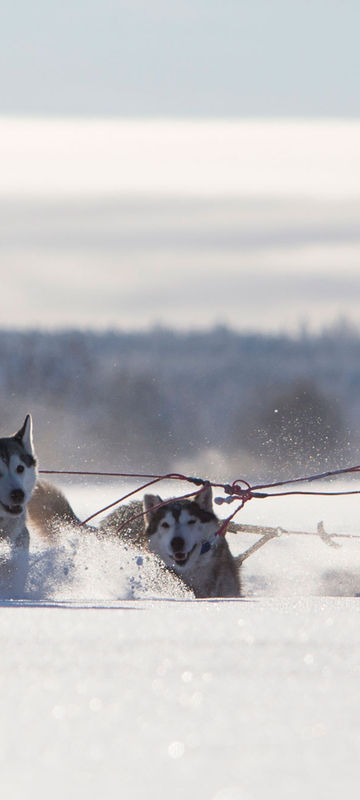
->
[1, 484, 360, 798]
[1, 598, 359, 799]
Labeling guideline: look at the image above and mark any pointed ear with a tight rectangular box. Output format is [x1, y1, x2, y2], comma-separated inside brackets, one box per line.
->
[143, 494, 163, 517]
[14, 414, 34, 455]
[196, 483, 213, 512]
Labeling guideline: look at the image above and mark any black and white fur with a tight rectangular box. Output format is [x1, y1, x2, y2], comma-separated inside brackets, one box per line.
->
[0, 415, 37, 596]
[143, 486, 241, 597]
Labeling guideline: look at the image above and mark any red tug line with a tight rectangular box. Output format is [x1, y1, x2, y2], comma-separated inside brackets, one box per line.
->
[38, 463, 360, 535]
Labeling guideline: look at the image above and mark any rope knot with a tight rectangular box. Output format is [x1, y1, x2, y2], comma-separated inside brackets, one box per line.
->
[226, 479, 253, 501]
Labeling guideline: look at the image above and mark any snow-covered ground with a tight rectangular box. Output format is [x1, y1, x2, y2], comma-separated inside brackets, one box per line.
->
[2, 597, 360, 800]
[1, 482, 360, 799]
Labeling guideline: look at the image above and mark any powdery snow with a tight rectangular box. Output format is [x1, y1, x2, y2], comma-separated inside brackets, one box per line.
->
[1, 598, 359, 800]
[1, 485, 360, 799]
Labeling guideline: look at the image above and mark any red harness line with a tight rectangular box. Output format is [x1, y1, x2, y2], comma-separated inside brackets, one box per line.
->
[38, 463, 360, 534]
[81, 484, 208, 528]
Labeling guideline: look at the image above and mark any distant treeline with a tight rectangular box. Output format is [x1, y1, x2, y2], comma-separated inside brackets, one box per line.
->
[0, 325, 359, 481]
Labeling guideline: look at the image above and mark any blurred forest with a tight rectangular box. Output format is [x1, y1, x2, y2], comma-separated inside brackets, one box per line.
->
[0, 325, 358, 483]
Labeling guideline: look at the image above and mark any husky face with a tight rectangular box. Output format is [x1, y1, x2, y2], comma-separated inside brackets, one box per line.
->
[0, 415, 37, 519]
[143, 485, 219, 572]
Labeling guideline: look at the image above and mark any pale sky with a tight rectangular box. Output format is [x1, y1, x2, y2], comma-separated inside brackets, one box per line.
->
[1, 117, 360, 333]
[2, 119, 359, 197]
[1, 0, 360, 336]
[1, 0, 360, 116]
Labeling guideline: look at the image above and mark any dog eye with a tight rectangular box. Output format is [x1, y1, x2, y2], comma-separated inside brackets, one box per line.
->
[187, 519, 196, 525]
[16, 465, 25, 474]
[161, 521, 170, 529]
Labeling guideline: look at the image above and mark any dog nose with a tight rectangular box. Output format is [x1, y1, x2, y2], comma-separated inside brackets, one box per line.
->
[171, 536, 185, 552]
[10, 488, 25, 504]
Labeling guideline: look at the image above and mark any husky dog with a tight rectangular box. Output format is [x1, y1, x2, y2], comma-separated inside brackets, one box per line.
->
[29, 481, 241, 598]
[141, 486, 240, 597]
[0, 415, 37, 595]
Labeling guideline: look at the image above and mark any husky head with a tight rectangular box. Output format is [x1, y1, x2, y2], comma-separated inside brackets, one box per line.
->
[0, 415, 37, 519]
[143, 485, 219, 571]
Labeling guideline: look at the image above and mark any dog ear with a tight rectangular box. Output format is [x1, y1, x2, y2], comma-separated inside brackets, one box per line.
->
[195, 483, 213, 512]
[14, 414, 35, 455]
[143, 494, 163, 517]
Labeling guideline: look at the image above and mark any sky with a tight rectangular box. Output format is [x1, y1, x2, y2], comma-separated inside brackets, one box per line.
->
[2, 118, 360, 197]
[1, 118, 359, 334]
[1, 3, 360, 334]
[1, 0, 360, 117]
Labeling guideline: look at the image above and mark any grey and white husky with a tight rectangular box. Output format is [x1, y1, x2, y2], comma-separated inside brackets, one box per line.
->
[0, 415, 37, 595]
[141, 487, 240, 597]
[28, 481, 241, 598]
